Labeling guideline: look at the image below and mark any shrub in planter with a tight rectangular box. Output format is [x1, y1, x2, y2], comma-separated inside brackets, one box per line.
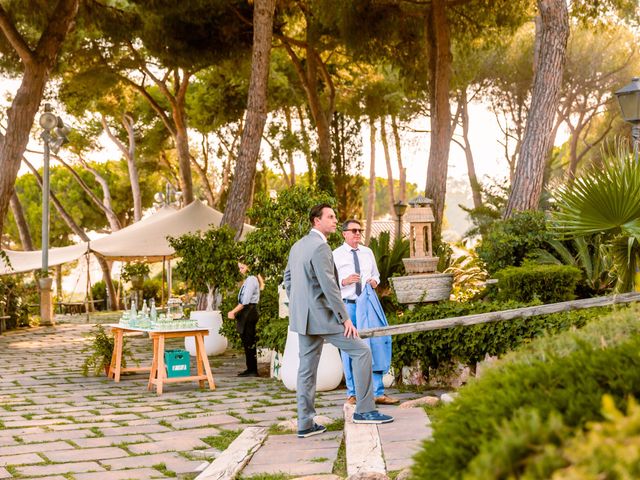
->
[168, 225, 241, 311]
[495, 263, 582, 303]
[81, 324, 134, 376]
[411, 307, 640, 480]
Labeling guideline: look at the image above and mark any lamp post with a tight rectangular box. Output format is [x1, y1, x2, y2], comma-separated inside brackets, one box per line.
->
[614, 77, 640, 163]
[153, 182, 182, 209]
[393, 200, 408, 243]
[38, 104, 70, 326]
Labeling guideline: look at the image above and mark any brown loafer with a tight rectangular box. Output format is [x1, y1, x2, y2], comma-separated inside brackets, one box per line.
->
[346, 396, 357, 405]
[375, 395, 399, 405]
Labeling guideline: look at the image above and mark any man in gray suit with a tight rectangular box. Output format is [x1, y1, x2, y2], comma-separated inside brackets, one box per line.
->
[284, 204, 393, 438]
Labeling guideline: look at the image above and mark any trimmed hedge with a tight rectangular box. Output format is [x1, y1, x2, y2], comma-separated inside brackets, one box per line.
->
[388, 300, 608, 378]
[411, 306, 640, 480]
[495, 264, 582, 303]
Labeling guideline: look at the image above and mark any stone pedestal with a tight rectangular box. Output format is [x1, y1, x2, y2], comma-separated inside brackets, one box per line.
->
[38, 277, 55, 326]
[391, 273, 453, 304]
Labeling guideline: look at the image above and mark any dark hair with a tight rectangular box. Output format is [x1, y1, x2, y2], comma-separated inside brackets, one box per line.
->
[309, 203, 333, 226]
[341, 219, 362, 231]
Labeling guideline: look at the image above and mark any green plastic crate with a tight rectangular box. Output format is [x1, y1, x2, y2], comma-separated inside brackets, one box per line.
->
[164, 349, 190, 378]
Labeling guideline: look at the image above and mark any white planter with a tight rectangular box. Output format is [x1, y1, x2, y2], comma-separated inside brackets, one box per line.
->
[270, 350, 283, 380]
[383, 366, 396, 388]
[280, 328, 343, 392]
[278, 284, 289, 318]
[185, 310, 227, 356]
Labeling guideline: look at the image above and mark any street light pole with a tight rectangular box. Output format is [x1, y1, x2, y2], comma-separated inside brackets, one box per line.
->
[41, 130, 51, 276]
[38, 104, 70, 326]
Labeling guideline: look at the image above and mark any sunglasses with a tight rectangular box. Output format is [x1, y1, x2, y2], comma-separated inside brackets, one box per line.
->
[343, 228, 363, 234]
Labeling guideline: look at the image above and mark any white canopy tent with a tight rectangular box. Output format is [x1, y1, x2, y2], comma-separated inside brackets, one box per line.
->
[0, 200, 255, 274]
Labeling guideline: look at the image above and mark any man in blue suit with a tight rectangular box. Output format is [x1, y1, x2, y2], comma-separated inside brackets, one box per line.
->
[333, 219, 398, 406]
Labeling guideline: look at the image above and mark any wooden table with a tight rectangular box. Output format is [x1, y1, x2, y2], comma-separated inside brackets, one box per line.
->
[147, 328, 215, 395]
[107, 325, 152, 382]
[106, 324, 215, 395]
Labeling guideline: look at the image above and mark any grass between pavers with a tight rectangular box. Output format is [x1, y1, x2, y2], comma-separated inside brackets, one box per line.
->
[332, 436, 347, 478]
[202, 428, 243, 450]
[153, 462, 177, 477]
[239, 474, 291, 480]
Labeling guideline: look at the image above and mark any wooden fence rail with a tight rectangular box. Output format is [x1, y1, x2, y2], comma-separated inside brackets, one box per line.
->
[358, 292, 640, 339]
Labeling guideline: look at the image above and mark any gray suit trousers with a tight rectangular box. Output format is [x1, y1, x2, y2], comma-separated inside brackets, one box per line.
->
[297, 332, 375, 431]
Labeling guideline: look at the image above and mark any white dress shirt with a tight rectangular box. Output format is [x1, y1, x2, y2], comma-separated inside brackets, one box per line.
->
[332, 243, 380, 300]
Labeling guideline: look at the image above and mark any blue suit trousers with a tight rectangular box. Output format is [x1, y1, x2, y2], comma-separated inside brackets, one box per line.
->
[341, 301, 385, 397]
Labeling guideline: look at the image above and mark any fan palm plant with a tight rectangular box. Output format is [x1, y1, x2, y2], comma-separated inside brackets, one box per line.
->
[368, 231, 409, 295]
[533, 236, 615, 295]
[552, 146, 640, 292]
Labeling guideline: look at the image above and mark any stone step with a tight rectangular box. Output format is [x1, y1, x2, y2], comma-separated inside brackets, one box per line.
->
[343, 404, 386, 476]
[195, 426, 268, 480]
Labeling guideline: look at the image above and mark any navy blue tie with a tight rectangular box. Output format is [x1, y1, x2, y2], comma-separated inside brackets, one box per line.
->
[352, 249, 361, 296]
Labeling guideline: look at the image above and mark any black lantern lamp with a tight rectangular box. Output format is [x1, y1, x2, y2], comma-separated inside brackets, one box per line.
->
[393, 200, 408, 242]
[615, 77, 640, 162]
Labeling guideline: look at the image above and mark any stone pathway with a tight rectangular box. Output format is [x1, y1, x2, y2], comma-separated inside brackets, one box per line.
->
[0, 319, 431, 479]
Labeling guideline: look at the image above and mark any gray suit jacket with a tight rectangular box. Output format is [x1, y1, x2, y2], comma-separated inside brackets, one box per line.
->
[283, 231, 348, 335]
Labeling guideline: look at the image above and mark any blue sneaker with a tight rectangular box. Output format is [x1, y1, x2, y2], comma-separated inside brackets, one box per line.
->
[297, 423, 327, 438]
[352, 410, 394, 424]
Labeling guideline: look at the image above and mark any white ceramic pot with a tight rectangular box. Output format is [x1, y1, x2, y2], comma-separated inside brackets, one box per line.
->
[185, 310, 227, 356]
[280, 328, 343, 392]
[383, 366, 396, 388]
[270, 350, 283, 380]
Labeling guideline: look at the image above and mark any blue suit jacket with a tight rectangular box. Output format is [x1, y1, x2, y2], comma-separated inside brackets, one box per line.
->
[356, 284, 392, 373]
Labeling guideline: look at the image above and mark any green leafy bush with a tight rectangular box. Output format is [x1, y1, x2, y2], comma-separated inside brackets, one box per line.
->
[389, 300, 608, 379]
[91, 280, 124, 310]
[411, 306, 640, 480]
[548, 395, 640, 479]
[0, 274, 32, 330]
[476, 210, 550, 275]
[495, 264, 582, 303]
[241, 185, 336, 282]
[142, 278, 162, 304]
[81, 324, 134, 376]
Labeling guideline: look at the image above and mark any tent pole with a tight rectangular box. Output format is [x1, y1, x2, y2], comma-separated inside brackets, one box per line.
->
[168, 259, 172, 302]
[85, 254, 91, 321]
[161, 257, 166, 306]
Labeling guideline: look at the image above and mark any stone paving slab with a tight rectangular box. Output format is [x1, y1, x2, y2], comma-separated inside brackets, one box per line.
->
[73, 468, 169, 479]
[242, 431, 343, 477]
[0, 468, 10, 479]
[44, 446, 130, 462]
[0, 452, 43, 467]
[14, 461, 106, 477]
[100, 452, 203, 473]
[377, 405, 432, 472]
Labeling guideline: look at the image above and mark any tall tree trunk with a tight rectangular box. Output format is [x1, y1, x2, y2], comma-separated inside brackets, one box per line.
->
[173, 100, 194, 206]
[281, 15, 336, 196]
[192, 134, 216, 207]
[222, 0, 276, 237]
[365, 117, 376, 245]
[0, 0, 80, 237]
[424, 0, 453, 244]
[55, 153, 122, 231]
[284, 106, 296, 185]
[504, 0, 569, 217]
[296, 105, 314, 184]
[22, 158, 117, 310]
[380, 117, 396, 218]
[460, 89, 483, 210]
[102, 113, 142, 222]
[10, 191, 34, 251]
[391, 116, 406, 203]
